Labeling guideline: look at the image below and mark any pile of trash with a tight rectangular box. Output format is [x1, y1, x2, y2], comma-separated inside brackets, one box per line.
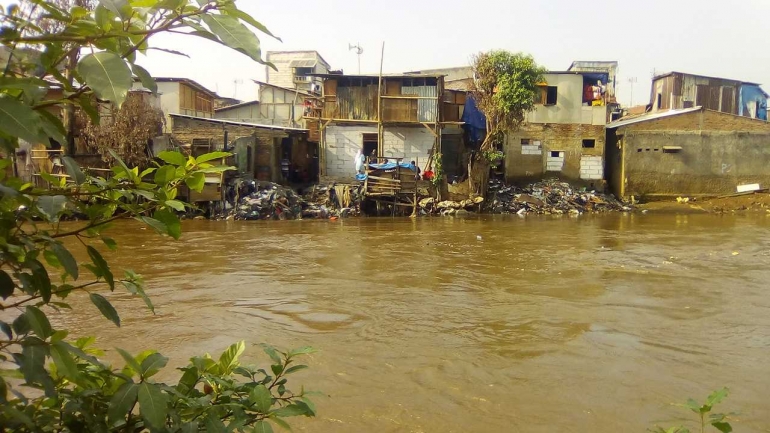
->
[419, 197, 484, 216]
[485, 178, 631, 215]
[230, 181, 362, 220]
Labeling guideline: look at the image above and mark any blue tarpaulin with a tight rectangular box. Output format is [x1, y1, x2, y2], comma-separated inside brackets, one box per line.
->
[355, 162, 417, 181]
[739, 84, 768, 121]
[461, 96, 487, 144]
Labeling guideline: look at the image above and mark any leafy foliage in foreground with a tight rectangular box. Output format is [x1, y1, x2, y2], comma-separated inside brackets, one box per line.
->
[651, 388, 735, 433]
[0, 151, 316, 432]
[1, 0, 316, 431]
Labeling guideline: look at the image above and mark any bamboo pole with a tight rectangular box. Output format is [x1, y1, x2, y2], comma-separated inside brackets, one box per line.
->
[377, 42, 385, 159]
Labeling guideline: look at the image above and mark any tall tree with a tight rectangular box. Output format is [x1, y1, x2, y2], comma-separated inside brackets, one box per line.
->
[469, 50, 546, 197]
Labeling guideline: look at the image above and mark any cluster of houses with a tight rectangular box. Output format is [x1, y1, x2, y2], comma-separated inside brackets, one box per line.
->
[11, 45, 770, 201]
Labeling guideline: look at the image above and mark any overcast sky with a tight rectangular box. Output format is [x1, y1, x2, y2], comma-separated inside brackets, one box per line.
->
[138, 0, 770, 107]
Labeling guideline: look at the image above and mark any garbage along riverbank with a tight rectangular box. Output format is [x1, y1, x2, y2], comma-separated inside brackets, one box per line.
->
[223, 179, 632, 220]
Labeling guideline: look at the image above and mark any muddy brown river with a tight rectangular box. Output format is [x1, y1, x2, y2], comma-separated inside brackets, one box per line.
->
[54, 214, 770, 432]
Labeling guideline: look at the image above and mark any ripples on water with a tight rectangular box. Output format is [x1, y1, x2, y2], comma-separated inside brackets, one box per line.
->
[55, 214, 770, 432]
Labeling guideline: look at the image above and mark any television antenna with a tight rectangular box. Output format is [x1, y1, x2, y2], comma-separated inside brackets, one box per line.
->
[349, 43, 363, 74]
[232, 79, 243, 99]
[627, 77, 637, 107]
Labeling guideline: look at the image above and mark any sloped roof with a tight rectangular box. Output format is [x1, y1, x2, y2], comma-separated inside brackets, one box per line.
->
[607, 107, 703, 129]
[170, 114, 307, 132]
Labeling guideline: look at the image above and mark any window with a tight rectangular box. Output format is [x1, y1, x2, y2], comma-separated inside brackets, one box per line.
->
[550, 151, 561, 158]
[663, 146, 682, 154]
[294, 67, 313, 76]
[521, 139, 530, 145]
[362, 133, 378, 159]
[656, 93, 662, 109]
[545, 86, 558, 105]
[582, 139, 596, 149]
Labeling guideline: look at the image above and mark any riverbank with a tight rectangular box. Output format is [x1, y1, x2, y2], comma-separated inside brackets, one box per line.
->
[638, 192, 770, 214]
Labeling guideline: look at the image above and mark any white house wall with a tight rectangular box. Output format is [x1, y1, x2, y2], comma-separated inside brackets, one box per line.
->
[324, 125, 436, 177]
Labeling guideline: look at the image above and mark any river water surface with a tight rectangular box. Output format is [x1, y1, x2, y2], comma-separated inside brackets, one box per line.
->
[56, 214, 770, 432]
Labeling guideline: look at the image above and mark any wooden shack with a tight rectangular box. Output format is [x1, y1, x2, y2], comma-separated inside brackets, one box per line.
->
[362, 157, 418, 216]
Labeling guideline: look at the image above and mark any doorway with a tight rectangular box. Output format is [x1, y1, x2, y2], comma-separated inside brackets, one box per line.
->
[362, 133, 378, 161]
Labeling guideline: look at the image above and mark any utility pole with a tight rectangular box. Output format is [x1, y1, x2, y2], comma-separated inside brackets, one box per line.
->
[627, 77, 637, 107]
[349, 43, 363, 74]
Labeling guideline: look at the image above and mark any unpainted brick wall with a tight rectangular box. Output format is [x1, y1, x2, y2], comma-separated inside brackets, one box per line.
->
[505, 123, 605, 181]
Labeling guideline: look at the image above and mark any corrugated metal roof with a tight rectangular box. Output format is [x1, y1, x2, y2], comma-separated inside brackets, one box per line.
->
[289, 59, 317, 68]
[607, 107, 703, 129]
[170, 114, 308, 132]
[652, 71, 761, 86]
[308, 73, 445, 79]
[214, 100, 259, 112]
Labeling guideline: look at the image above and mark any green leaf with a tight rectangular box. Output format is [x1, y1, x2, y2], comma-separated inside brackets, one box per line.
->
[116, 348, 142, 374]
[77, 52, 132, 107]
[87, 246, 114, 290]
[288, 346, 316, 357]
[24, 306, 53, 339]
[52, 243, 78, 280]
[132, 63, 157, 93]
[138, 382, 169, 431]
[0, 97, 45, 144]
[0, 270, 14, 300]
[270, 417, 291, 431]
[685, 398, 701, 413]
[271, 401, 313, 418]
[262, 345, 282, 365]
[50, 341, 79, 380]
[102, 237, 118, 251]
[185, 172, 205, 192]
[0, 321, 11, 339]
[195, 151, 231, 164]
[284, 365, 308, 375]
[249, 384, 272, 413]
[157, 151, 186, 166]
[711, 422, 732, 433]
[36, 195, 67, 221]
[38, 109, 67, 146]
[222, 7, 281, 41]
[204, 412, 227, 433]
[165, 199, 186, 212]
[201, 14, 263, 62]
[138, 216, 167, 235]
[28, 260, 51, 303]
[706, 388, 729, 407]
[122, 280, 154, 314]
[140, 352, 168, 379]
[154, 165, 176, 185]
[19, 340, 54, 396]
[89, 293, 120, 327]
[154, 209, 181, 240]
[253, 421, 274, 433]
[218, 341, 245, 375]
[61, 156, 86, 184]
[12, 313, 30, 335]
[108, 382, 139, 426]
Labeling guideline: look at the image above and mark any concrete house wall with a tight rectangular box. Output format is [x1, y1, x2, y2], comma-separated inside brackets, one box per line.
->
[324, 125, 435, 178]
[505, 73, 608, 186]
[265, 51, 330, 92]
[606, 108, 770, 198]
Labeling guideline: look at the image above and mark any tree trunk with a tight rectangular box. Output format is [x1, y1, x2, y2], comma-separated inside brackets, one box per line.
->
[63, 49, 79, 155]
[468, 154, 490, 199]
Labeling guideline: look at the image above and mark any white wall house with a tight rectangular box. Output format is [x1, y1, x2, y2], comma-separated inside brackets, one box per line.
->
[132, 77, 218, 133]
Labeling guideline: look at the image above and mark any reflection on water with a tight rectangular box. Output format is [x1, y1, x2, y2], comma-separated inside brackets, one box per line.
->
[54, 214, 770, 432]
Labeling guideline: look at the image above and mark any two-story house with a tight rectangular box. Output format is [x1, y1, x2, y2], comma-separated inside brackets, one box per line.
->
[648, 71, 767, 121]
[304, 72, 467, 179]
[132, 77, 219, 133]
[504, 62, 617, 187]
